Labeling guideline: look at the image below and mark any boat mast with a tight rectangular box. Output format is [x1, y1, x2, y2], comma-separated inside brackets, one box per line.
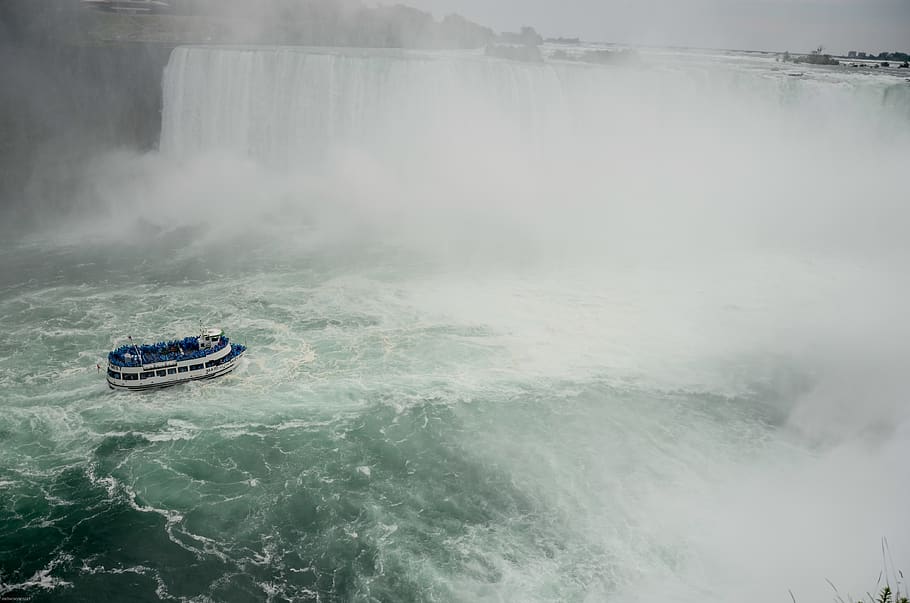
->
[128, 335, 143, 364]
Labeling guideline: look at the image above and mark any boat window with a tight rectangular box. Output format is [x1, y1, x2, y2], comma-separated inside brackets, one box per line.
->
[156, 370, 167, 377]
[178, 366, 188, 373]
[190, 364, 203, 371]
[107, 370, 121, 379]
[123, 373, 138, 380]
[140, 371, 155, 379]
[205, 360, 216, 368]
[167, 368, 177, 375]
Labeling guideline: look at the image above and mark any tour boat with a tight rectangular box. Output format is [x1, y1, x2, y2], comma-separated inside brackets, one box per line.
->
[106, 328, 246, 391]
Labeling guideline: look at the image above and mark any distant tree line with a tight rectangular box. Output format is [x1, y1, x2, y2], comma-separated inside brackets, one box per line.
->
[1, 0, 497, 49]
[76, 0, 499, 48]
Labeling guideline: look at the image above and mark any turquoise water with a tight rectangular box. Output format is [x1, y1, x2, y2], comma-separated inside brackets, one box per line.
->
[3, 47, 910, 601]
[0, 235, 786, 601]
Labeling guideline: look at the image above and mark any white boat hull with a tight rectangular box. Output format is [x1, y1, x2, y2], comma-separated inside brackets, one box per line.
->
[107, 343, 244, 391]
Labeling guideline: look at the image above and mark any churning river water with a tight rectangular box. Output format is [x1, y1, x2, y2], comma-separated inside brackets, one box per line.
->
[2, 46, 910, 602]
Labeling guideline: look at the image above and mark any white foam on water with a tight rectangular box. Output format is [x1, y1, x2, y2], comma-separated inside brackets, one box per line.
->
[0, 554, 74, 595]
[3, 46, 910, 602]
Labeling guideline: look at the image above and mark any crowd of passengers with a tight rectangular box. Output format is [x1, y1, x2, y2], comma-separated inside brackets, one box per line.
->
[107, 344, 247, 380]
[108, 336, 227, 367]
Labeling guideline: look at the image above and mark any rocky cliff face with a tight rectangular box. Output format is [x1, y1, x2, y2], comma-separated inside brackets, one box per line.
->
[0, 2, 174, 217]
[1, 43, 173, 216]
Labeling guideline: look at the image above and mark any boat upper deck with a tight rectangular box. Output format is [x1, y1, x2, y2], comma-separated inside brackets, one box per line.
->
[108, 336, 229, 368]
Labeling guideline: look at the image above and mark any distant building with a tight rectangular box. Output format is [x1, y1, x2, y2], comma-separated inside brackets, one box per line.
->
[858, 52, 868, 59]
[80, 0, 171, 14]
[847, 51, 857, 58]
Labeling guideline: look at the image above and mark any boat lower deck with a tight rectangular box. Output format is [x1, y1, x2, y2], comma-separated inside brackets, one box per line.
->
[107, 360, 237, 392]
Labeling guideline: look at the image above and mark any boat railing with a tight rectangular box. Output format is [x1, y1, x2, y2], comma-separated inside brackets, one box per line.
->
[109, 337, 230, 368]
[141, 360, 179, 370]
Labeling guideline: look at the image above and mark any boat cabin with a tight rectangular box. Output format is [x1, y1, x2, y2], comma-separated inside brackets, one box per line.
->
[200, 328, 223, 349]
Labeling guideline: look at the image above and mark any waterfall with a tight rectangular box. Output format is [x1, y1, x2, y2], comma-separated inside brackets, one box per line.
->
[161, 47, 577, 165]
[161, 46, 910, 168]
